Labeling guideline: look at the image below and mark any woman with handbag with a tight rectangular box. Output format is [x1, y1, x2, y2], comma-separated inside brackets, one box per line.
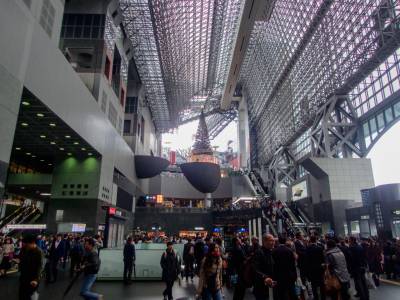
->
[197, 243, 224, 300]
[325, 239, 351, 300]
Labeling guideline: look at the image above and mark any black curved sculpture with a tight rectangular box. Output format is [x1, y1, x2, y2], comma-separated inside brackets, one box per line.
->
[135, 155, 170, 178]
[180, 162, 221, 193]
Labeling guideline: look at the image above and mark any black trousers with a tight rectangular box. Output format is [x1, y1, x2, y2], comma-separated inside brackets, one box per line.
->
[273, 283, 297, 300]
[184, 258, 194, 280]
[233, 279, 246, 300]
[19, 281, 37, 300]
[163, 280, 174, 300]
[70, 256, 80, 277]
[353, 271, 369, 300]
[310, 280, 326, 300]
[124, 260, 133, 281]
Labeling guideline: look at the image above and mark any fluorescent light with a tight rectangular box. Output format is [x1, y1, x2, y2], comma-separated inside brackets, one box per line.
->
[49, 123, 56, 127]
[40, 159, 44, 162]
[65, 135, 71, 138]
[50, 141, 56, 145]
[39, 193, 51, 196]
[31, 155, 36, 158]
[21, 122, 28, 127]
[59, 147, 64, 151]
[15, 147, 21, 150]
[73, 142, 79, 145]
[81, 148, 86, 151]
[36, 113, 44, 117]
[67, 153, 72, 156]
[40, 135, 46, 138]
[22, 101, 30, 106]
[26, 152, 31, 155]
[88, 153, 93, 156]
[48, 163, 52, 166]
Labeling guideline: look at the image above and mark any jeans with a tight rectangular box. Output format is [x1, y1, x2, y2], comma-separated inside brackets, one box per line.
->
[202, 288, 223, 300]
[80, 274, 101, 300]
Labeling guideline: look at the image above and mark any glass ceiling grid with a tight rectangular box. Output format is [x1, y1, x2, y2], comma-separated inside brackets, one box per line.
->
[240, 0, 400, 165]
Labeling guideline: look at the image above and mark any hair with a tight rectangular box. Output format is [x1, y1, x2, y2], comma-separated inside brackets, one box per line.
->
[349, 236, 357, 244]
[23, 234, 36, 244]
[278, 235, 287, 245]
[310, 235, 317, 243]
[167, 241, 173, 246]
[203, 243, 220, 273]
[85, 238, 95, 247]
[295, 232, 302, 239]
[326, 239, 336, 249]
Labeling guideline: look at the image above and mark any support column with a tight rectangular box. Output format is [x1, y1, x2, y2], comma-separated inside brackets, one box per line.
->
[237, 95, 250, 169]
[252, 218, 257, 239]
[205, 193, 212, 208]
[257, 217, 262, 241]
[248, 219, 252, 241]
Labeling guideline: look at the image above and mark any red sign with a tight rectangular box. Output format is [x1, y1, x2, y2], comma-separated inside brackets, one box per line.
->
[169, 150, 176, 165]
[108, 207, 116, 215]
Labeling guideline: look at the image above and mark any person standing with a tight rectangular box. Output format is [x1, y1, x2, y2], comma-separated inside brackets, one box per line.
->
[197, 243, 224, 300]
[70, 236, 84, 278]
[272, 236, 297, 300]
[306, 235, 325, 300]
[325, 239, 350, 300]
[294, 232, 307, 285]
[183, 238, 195, 282]
[231, 237, 247, 300]
[123, 236, 136, 284]
[160, 241, 180, 300]
[80, 238, 103, 300]
[48, 234, 65, 282]
[0, 237, 14, 276]
[252, 234, 275, 300]
[19, 234, 43, 300]
[349, 237, 369, 300]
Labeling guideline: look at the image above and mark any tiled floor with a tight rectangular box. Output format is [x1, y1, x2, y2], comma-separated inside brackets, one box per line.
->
[0, 269, 399, 299]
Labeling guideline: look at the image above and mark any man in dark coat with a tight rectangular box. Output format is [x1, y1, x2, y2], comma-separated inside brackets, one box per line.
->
[183, 238, 195, 281]
[294, 232, 307, 284]
[253, 234, 275, 300]
[48, 234, 65, 282]
[19, 234, 43, 300]
[306, 235, 325, 300]
[349, 237, 369, 300]
[123, 236, 136, 284]
[272, 236, 297, 300]
[160, 242, 180, 300]
[231, 237, 247, 300]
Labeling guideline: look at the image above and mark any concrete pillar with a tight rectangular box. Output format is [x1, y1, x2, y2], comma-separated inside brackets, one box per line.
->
[257, 217, 262, 241]
[248, 219, 252, 241]
[252, 218, 257, 239]
[237, 96, 250, 169]
[205, 193, 212, 208]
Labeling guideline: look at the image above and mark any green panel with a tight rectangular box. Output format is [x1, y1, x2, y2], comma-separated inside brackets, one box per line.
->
[7, 173, 52, 185]
[51, 157, 101, 199]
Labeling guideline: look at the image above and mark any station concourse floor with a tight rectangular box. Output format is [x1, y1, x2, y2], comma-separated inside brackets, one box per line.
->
[0, 270, 399, 299]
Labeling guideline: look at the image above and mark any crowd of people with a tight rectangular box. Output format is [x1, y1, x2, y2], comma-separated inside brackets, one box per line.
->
[1, 230, 400, 300]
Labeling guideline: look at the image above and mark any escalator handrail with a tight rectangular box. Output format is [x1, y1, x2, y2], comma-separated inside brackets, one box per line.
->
[0, 206, 34, 232]
[6, 208, 41, 236]
[0, 206, 24, 228]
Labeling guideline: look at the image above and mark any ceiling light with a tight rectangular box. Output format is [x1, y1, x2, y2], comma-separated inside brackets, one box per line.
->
[65, 135, 71, 138]
[21, 187, 25, 190]
[50, 141, 56, 145]
[26, 152, 31, 155]
[36, 113, 44, 117]
[48, 163, 52, 166]
[40, 135, 46, 138]
[40, 193, 52, 196]
[31, 155, 36, 158]
[73, 142, 79, 145]
[59, 147, 64, 151]
[22, 101, 30, 106]
[49, 123, 56, 127]
[81, 148, 86, 151]
[88, 153, 93, 156]
[40, 159, 44, 162]
[21, 122, 28, 127]
[15, 147, 21, 150]
[67, 153, 72, 156]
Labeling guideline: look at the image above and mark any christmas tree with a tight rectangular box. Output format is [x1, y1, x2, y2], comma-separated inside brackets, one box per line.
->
[192, 111, 213, 155]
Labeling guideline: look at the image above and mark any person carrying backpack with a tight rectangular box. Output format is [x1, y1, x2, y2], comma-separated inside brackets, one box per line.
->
[197, 243, 223, 300]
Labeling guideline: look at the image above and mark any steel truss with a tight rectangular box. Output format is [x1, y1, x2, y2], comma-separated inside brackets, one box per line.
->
[121, 0, 243, 133]
[241, 0, 400, 166]
[267, 147, 298, 190]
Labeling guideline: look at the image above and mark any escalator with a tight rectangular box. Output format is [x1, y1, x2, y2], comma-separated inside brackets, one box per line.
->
[0, 205, 42, 235]
[0, 206, 24, 229]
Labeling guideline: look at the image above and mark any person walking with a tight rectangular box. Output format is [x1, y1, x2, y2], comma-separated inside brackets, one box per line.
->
[123, 236, 136, 284]
[252, 234, 275, 300]
[0, 237, 14, 277]
[160, 241, 180, 300]
[306, 235, 325, 300]
[79, 238, 103, 300]
[325, 239, 351, 300]
[19, 234, 43, 300]
[183, 238, 195, 282]
[197, 243, 224, 300]
[231, 237, 247, 300]
[349, 236, 369, 300]
[70, 236, 84, 278]
[272, 236, 297, 300]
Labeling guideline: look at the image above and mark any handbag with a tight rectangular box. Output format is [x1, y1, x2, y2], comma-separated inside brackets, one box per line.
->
[324, 268, 341, 293]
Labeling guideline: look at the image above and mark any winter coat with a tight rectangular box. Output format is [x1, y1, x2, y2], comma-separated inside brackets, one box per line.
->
[160, 249, 180, 282]
[325, 247, 350, 283]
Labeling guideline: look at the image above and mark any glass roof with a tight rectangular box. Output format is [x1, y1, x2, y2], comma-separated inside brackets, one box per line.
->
[121, 0, 243, 132]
